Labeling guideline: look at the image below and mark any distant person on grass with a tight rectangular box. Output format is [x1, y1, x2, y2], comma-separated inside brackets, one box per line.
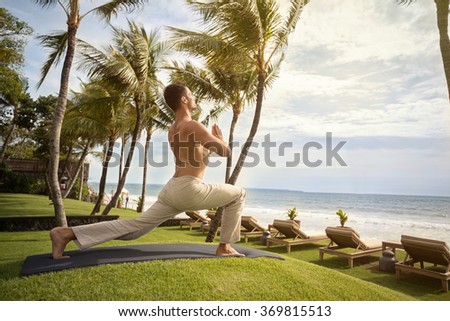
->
[50, 83, 246, 259]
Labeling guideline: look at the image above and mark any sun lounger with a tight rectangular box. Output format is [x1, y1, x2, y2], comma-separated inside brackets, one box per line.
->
[179, 211, 209, 231]
[319, 226, 382, 268]
[206, 210, 216, 220]
[240, 216, 269, 242]
[395, 235, 450, 292]
[266, 219, 328, 253]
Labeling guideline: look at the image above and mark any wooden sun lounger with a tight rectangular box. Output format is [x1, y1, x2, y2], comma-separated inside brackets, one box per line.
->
[319, 226, 382, 268]
[240, 216, 269, 242]
[266, 219, 328, 253]
[395, 235, 450, 292]
[179, 211, 209, 231]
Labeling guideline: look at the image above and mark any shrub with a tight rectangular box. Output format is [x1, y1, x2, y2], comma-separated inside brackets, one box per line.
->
[0, 162, 36, 193]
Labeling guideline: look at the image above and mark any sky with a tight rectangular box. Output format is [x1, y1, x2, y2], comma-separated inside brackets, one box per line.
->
[2, 0, 450, 197]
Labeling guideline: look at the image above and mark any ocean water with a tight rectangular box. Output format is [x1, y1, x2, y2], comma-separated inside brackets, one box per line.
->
[91, 182, 450, 244]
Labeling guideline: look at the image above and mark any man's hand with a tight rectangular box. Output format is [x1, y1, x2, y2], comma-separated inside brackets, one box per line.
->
[211, 124, 225, 141]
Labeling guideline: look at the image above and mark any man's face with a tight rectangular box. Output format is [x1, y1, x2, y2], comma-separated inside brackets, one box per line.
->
[184, 88, 197, 111]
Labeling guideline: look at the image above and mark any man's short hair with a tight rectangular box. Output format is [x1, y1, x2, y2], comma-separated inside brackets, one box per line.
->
[163, 83, 188, 112]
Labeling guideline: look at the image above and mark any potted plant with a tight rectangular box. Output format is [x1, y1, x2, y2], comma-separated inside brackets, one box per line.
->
[136, 196, 143, 213]
[286, 207, 298, 220]
[285, 207, 300, 225]
[336, 209, 348, 227]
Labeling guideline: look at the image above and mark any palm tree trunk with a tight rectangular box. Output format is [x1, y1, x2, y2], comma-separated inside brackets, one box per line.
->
[0, 124, 15, 162]
[0, 101, 21, 162]
[48, 10, 79, 227]
[206, 72, 266, 242]
[61, 144, 73, 180]
[102, 103, 142, 215]
[140, 125, 153, 213]
[91, 136, 115, 215]
[435, 0, 450, 100]
[78, 160, 84, 201]
[225, 111, 239, 182]
[0, 102, 21, 163]
[228, 72, 265, 184]
[62, 139, 91, 199]
[118, 134, 126, 187]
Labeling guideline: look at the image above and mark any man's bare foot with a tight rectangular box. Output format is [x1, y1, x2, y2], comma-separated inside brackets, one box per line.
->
[50, 227, 75, 259]
[215, 243, 245, 257]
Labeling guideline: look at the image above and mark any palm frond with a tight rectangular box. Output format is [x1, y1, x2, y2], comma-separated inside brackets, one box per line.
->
[265, 52, 283, 89]
[152, 92, 174, 131]
[36, 31, 68, 89]
[201, 104, 227, 126]
[90, 0, 149, 22]
[33, 0, 58, 8]
[272, 0, 308, 60]
[211, 0, 262, 51]
[256, 0, 283, 40]
[76, 39, 110, 78]
[186, 0, 226, 23]
[165, 61, 224, 102]
[396, 0, 415, 5]
[168, 27, 230, 59]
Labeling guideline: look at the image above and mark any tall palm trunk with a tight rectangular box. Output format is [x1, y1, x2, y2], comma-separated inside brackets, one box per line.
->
[62, 139, 91, 199]
[48, 12, 79, 227]
[117, 133, 127, 190]
[225, 107, 240, 182]
[102, 102, 142, 215]
[140, 124, 153, 213]
[1, 100, 21, 162]
[91, 136, 115, 215]
[435, 0, 450, 100]
[78, 161, 84, 201]
[61, 145, 73, 179]
[0, 124, 15, 162]
[206, 72, 266, 242]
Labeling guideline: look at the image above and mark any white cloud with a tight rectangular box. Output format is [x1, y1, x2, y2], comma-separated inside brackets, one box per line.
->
[293, 0, 437, 64]
[259, 97, 450, 139]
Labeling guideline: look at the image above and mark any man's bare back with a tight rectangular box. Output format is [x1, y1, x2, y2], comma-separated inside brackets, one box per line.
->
[169, 120, 210, 179]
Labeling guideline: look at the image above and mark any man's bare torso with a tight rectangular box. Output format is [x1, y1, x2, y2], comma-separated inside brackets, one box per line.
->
[169, 120, 209, 179]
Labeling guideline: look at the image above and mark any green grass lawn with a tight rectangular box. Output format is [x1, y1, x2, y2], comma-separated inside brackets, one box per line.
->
[0, 193, 127, 216]
[0, 193, 449, 301]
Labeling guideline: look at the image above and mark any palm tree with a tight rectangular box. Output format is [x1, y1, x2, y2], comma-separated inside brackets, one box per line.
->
[166, 60, 258, 182]
[136, 90, 176, 212]
[68, 79, 130, 214]
[397, 0, 450, 100]
[79, 22, 170, 215]
[176, 0, 308, 241]
[167, 58, 282, 182]
[140, 105, 156, 212]
[34, 0, 149, 227]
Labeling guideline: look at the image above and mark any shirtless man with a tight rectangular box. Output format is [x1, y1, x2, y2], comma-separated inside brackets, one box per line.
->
[50, 83, 246, 259]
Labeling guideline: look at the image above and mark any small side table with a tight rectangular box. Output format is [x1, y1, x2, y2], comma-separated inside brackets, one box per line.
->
[382, 241, 404, 254]
[380, 241, 404, 273]
[379, 250, 397, 272]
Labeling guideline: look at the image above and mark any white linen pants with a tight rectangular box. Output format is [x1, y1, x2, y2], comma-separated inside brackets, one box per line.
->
[72, 176, 246, 249]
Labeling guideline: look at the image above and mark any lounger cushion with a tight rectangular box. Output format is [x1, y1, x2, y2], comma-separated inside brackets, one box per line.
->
[325, 227, 373, 250]
[401, 235, 450, 266]
[273, 219, 308, 239]
[241, 216, 266, 232]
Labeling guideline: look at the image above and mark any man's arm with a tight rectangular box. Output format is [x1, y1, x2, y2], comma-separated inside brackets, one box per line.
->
[191, 122, 231, 157]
